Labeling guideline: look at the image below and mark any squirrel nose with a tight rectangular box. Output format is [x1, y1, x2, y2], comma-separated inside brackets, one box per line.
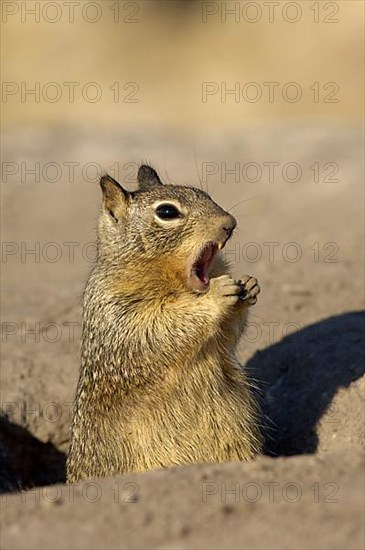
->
[219, 215, 237, 245]
[223, 215, 237, 236]
[223, 226, 233, 239]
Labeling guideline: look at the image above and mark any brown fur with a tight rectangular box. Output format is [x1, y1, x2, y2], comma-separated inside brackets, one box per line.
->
[67, 165, 262, 482]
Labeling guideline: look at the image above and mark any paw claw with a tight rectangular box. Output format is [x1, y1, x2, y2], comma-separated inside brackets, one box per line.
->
[238, 276, 260, 306]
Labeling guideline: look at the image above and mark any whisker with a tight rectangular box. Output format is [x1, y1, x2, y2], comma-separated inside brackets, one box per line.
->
[163, 152, 173, 184]
[233, 213, 259, 218]
[192, 142, 205, 193]
[228, 195, 261, 214]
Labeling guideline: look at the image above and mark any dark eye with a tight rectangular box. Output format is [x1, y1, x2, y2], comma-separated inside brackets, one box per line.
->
[155, 203, 181, 220]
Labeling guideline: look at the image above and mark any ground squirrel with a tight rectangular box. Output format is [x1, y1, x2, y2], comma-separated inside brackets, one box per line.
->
[67, 165, 262, 482]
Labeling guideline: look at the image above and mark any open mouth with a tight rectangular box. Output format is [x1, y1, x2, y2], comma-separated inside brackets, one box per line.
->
[189, 242, 219, 291]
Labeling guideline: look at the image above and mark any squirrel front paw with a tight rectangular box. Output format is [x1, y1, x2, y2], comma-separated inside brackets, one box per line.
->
[209, 275, 243, 308]
[237, 275, 260, 306]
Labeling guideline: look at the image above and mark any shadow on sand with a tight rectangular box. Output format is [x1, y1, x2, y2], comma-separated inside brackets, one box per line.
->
[0, 415, 66, 493]
[247, 311, 365, 456]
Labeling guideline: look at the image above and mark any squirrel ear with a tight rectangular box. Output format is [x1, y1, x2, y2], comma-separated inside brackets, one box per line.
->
[137, 165, 163, 190]
[100, 175, 129, 222]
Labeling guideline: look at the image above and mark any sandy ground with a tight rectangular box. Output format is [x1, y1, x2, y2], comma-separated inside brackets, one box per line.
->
[1, 1, 364, 548]
[1, 121, 364, 549]
[1, 450, 364, 550]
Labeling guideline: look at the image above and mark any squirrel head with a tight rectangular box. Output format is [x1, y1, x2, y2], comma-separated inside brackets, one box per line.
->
[98, 165, 236, 292]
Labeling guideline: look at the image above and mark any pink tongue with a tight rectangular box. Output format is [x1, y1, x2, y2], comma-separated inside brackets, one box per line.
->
[197, 247, 212, 283]
[196, 262, 208, 284]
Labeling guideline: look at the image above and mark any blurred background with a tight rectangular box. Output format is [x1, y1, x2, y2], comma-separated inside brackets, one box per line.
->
[2, 0, 363, 128]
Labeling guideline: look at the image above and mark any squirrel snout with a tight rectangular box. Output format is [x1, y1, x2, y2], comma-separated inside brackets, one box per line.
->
[223, 227, 233, 241]
[222, 215, 237, 236]
[216, 215, 237, 248]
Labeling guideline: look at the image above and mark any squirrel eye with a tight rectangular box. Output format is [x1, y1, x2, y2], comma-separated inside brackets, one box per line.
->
[155, 203, 181, 220]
